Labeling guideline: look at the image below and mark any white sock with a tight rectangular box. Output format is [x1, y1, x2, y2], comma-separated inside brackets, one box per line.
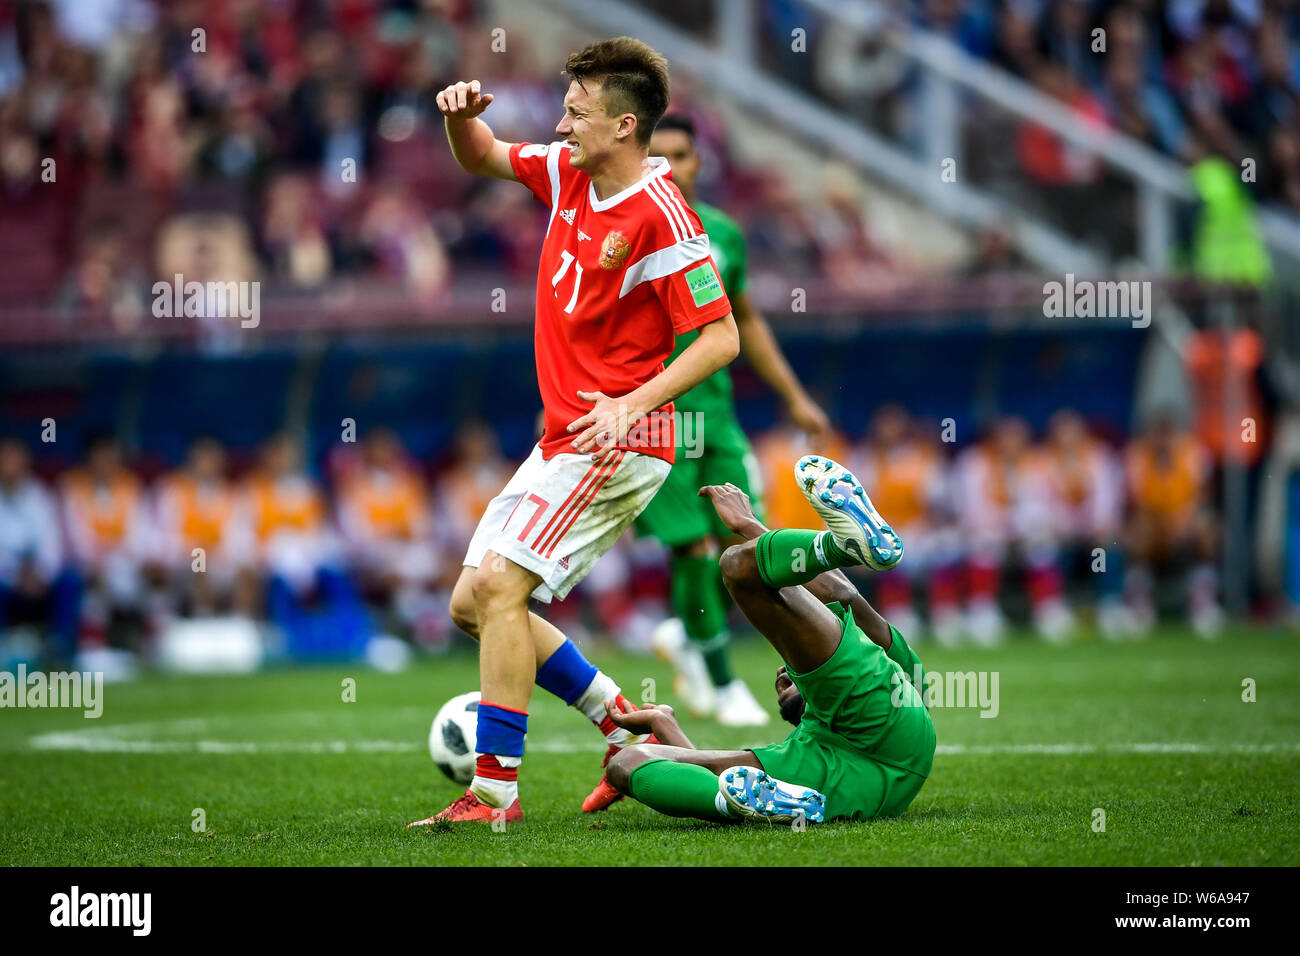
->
[715, 792, 740, 819]
[574, 671, 648, 748]
[469, 755, 520, 808]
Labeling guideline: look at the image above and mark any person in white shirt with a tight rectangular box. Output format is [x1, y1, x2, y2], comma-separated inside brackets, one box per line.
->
[0, 436, 76, 661]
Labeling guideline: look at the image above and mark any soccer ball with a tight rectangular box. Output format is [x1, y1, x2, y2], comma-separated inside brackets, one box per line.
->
[428, 691, 480, 783]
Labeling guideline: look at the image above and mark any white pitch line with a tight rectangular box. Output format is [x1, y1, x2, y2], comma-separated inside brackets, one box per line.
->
[22, 730, 1300, 757]
[24, 733, 424, 754]
[936, 742, 1300, 756]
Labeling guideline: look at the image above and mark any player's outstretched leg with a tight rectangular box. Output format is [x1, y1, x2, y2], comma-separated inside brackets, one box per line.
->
[609, 747, 746, 822]
[606, 745, 821, 825]
[603, 746, 825, 826]
[442, 566, 656, 816]
[412, 556, 537, 825]
[699, 477, 916, 679]
[741, 456, 901, 595]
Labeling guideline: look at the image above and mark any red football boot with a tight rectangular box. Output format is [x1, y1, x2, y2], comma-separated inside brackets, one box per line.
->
[407, 790, 523, 826]
[581, 733, 659, 813]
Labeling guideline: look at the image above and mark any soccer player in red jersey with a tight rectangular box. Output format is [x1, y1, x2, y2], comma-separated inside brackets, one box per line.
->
[412, 38, 739, 825]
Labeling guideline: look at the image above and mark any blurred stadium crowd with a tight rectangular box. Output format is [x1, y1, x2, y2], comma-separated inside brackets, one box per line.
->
[912, 0, 1300, 208]
[717, 0, 1296, 266]
[0, 0, 929, 316]
[4, 0, 1294, 319]
[0, 394, 1251, 669]
[1, 0, 1294, 672]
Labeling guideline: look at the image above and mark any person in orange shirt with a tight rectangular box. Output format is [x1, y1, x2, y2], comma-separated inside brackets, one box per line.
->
[849, 406, 959, 643]
[243, 433, 335, 583]
[1184, 321, 1270, 605]
[154, 437, 255, 617]
[953, 417, 1073, 644]
[59, 434, 162, 648]
[1124, 415, 1221, 636]
[338, 428, 444, 647]
[1184, 324, 1268, 469]
[436, 421, 516, 561]
[244, 432, 368, 658]
[1041, 410, 1128, 638]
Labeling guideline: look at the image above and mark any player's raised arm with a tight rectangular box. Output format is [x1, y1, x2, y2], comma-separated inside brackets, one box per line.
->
[436, 80, 516, 181]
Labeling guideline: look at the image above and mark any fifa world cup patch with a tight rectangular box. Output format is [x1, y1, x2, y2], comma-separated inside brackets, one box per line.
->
[685, 263, 724, 306]
[599, 231, 632, 270]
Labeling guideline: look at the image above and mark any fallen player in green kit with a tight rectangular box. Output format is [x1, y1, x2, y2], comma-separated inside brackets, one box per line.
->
[603, 456, 936, 824]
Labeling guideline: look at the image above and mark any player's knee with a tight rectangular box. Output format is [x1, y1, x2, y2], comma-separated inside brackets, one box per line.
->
[448, 569, 480, 637]
[448, 590, 478, 638]
[470, 558, 530, 613]
[606, 745, 651, 794]
[719, 540, 758, 589]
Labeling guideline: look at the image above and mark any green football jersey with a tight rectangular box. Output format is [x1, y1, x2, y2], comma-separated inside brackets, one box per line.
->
[668, 201, 746, 418]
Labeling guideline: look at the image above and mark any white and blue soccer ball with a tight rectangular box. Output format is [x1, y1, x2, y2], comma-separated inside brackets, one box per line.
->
[428, 691, 480, 783]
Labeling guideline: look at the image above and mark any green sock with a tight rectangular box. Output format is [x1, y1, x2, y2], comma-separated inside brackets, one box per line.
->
[672, 553, 734, 687]
[697, 632, 733, 688]
[628, 758, 736, 822]
[709, 560, 738, 686]
[754, 528, 852, 589]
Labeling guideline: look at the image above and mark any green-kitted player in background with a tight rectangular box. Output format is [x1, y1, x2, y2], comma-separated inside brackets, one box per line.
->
[638, 114, 831, 727]
[605, 457, 934, 825]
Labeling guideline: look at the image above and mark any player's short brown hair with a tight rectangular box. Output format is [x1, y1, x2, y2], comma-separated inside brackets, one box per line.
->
[564, 37, 669, 147]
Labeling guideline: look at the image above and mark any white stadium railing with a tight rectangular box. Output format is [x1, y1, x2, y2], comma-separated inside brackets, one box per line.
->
[542, 0, 1300, 275]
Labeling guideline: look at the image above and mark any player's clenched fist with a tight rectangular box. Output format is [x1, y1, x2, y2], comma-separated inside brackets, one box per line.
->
[435, 80, 494, 119]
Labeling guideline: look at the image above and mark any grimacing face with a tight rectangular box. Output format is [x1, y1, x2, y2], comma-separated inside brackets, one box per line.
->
[555, 78, 635, 171]
[648, 127, 699, 197]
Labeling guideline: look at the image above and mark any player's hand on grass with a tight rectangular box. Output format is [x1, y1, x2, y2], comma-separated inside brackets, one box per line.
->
[699, 483, 768, 539]
[568, 390, 639, 460]
[436, 80, 494, 119]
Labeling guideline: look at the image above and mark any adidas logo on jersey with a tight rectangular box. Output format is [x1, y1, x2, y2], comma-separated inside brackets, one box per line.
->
[577, 229, 591, 241]
[559, 208, 576, 225]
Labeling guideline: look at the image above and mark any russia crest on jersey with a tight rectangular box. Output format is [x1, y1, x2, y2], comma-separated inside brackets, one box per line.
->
[599, 230, 632, 270]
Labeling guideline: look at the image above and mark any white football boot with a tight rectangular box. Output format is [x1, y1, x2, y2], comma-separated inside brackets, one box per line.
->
[795, 455, 903, 570]
[718, 766, 826, 824]
[714, 679, 771, 727]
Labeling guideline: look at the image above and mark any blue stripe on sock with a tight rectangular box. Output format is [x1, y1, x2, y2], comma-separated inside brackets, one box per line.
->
[533, 638, 598, 706]
[476, 703, 528, 757]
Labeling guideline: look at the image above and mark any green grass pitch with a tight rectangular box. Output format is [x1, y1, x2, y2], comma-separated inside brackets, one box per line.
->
[1, 627, 1297, 866]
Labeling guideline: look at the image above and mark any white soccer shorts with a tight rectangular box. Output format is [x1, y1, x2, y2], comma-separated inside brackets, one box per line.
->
[464, 444, 671, 602]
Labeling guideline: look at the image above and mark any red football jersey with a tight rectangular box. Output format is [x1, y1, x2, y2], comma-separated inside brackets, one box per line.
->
[509, 141, 732, 464]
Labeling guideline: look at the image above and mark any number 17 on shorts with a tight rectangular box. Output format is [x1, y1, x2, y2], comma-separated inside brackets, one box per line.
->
[464, 445, 671, 603]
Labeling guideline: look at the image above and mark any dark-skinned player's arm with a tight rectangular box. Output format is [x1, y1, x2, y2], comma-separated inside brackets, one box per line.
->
[568, 314, 740, 459]
[698, 482, 894, 650]
[732, 291, 831, 445]
[603, 699, 696, 749]
[436, 80, 517, 181]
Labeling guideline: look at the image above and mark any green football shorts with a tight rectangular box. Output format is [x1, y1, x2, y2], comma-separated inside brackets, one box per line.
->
[635, 414, 763, 547]
[749, 603, 936, 822]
